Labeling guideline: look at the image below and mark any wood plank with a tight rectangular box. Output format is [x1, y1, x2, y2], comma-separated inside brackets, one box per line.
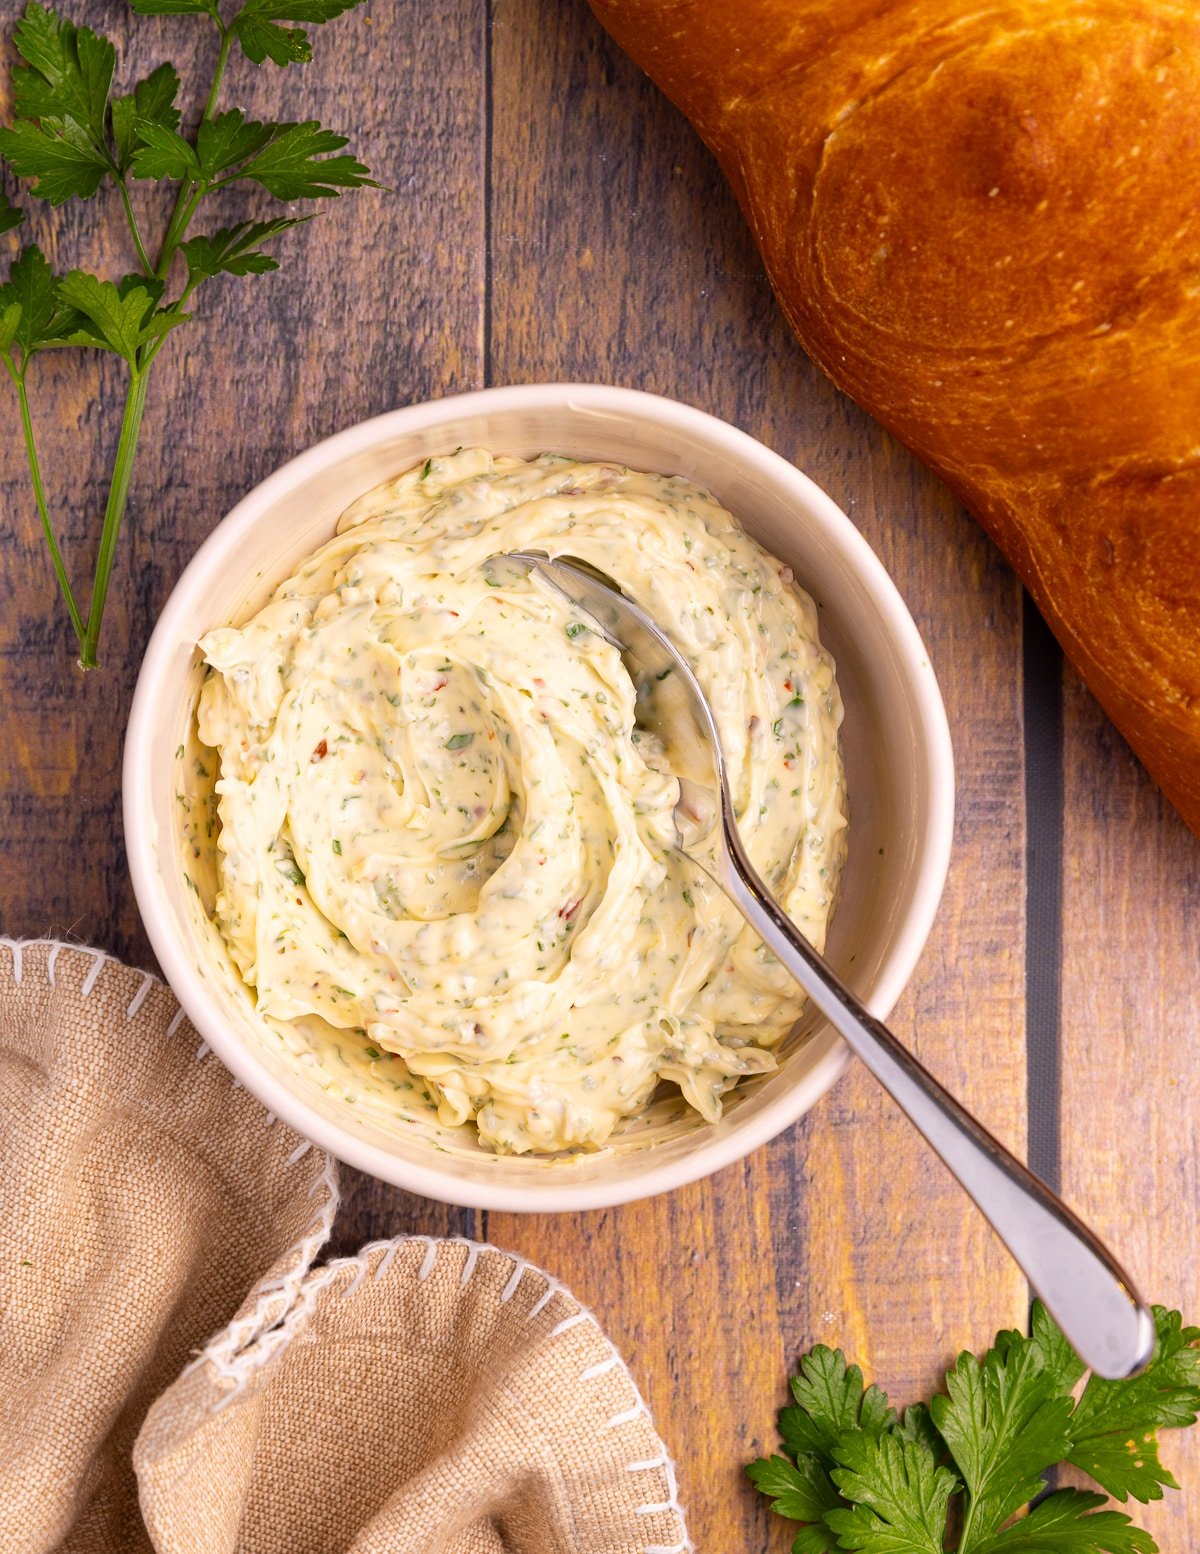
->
[485, 1, 1029, 1543]
[0, 0, 489, 1237]
[1060, 674, 1200, 1547]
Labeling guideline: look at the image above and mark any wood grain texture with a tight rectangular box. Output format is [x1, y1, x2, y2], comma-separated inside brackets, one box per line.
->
[1060, 675, 1200, 1549]
[0, 0, 1194, 1548]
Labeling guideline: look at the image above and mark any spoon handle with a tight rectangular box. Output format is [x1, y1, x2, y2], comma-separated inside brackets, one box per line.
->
[716, 814, 1155, 1380]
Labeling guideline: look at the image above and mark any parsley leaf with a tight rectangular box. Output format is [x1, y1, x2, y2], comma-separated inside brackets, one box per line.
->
[0, 301, 21, 352]
[128, 118, 201, 181]
[749, 1306, 1199, 1554]
[0, 191, 25, 236]
[826, 1431, 957, 1552]
[126, 0, 220, 14]
[1066, 1307, 1200, 1503]
[781, 1345, 896, 1458]
[229, 121, 380, 199]
[1030, 1300, 1089, 1396]
[231, 0, 365, 68]
[195, 108, 278, 176]
[894, 1402, 947, 1458]
[745, 1452, 840, 1532]
[10, 2, 114, 143]
[57, 270, 185, 362]
[111, 63, 182, 172]
[933, 1341, 1073, 1546]
[0, 3, 117, 203]
[180, 217, 310, 283]
[0, 244, 80, 358]
[0, 114, 109, 203]
[976, 1490, 1155, 1552]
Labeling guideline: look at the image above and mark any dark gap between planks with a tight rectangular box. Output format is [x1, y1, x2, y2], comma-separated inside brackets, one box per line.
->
[1022, 591, 1064, 1200]
[482, 0, 495, 390]
[1023, 592, 1065, 1498]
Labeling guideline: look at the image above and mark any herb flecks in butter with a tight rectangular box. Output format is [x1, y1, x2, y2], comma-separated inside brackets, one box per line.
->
[198, 450, 847, 1154]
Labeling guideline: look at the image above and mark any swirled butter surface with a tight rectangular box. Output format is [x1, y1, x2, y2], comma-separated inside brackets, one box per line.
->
[197, 450, 846, 1154]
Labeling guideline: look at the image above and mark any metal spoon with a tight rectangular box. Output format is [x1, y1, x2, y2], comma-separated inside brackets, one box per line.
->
[506, 549, 1156, 1380]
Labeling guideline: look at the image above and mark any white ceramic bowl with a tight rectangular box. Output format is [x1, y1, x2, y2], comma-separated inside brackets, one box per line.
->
[125, 384, 953, 1211]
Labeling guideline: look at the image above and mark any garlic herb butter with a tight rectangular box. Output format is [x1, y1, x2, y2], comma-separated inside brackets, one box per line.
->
[198, 450, 846, 1153]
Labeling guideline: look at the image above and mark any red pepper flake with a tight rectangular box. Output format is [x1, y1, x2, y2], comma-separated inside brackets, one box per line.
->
[432, 678, 447, 693]
[558, 897, 583, 919]
[784, 679, 793, 692]
[311, 739, 328, 762]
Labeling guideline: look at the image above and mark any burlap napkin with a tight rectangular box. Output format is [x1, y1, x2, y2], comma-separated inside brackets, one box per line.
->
[0, 940, 691, 1554]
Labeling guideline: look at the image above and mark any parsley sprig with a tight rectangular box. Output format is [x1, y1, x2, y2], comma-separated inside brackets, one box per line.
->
[749, 1303, 1200, 1552]
[0, 0, 378, 666]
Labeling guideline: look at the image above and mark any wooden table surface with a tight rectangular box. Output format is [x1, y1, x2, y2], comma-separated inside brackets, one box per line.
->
[3, 2, 1199, 1548]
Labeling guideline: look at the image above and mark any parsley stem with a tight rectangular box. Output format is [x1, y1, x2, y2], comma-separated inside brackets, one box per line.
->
[154, 26, 232, 282]
[78, 365, 151, 668]
[117, 178, 153, 277]
[12, 362, 84, 645]
[200, 24, 234, 125]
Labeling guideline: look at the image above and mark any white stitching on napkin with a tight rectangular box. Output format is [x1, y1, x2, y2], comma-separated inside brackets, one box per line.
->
[166, 1006, 187, 1038]
[606, 1401, 645, 1429]
[548, 1311, 587, 1339]
[527, 1284, 555, 1320]
[342, 1258, 370, 1299]
[287, 1140, 312, 1164]
[188, 1160, 340, 1396]
[500, 1261, 525, 1303]
[373, 1240, 399, 1282]
[194, 1041, 211, 1062]
[627, 1456, 666, 1472]
[9, 942, 22, 985]
[126, 971, 155, 1019]
[308, 1159, 338, 1200]
[417, 1239, 438, 1282]
[81, 950, 106, 997]
[580, 1354, 618, 1381]
[460, 1242, 482, 1285]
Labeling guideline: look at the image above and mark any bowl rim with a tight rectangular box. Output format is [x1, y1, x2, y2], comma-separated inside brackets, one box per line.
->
[124, 382, 955, 1212]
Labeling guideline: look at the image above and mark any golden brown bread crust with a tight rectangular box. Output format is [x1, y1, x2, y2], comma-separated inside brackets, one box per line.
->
[589, 0, 1200, 833]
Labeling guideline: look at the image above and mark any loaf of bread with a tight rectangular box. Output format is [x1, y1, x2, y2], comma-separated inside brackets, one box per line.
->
[588, 0, 1200, 834]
